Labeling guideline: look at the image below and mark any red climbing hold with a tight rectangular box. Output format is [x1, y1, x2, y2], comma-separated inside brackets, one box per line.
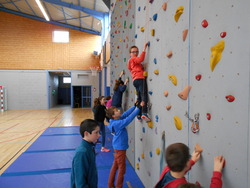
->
[195, 74, 202, 81]
[206, 113, 211, 120]
[201, 19, 208, 28]
[225, 95, 235, 102]
[220, 32, 227, 38]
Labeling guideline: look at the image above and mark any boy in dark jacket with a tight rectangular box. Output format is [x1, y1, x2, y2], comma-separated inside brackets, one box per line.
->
[71, 119, 100, 188]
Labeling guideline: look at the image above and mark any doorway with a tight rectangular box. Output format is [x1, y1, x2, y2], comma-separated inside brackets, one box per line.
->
[72, 86, 92, 108]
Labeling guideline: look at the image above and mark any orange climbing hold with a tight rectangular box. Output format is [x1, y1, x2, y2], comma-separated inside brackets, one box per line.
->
[178, 85, 192, 100]
[162, 2, 167, 11]
[164, 90, 168, 97]
[195, 144, 203, 153]
[166, 105, 172, 110]
[166, 51, 173, 58]
[183, 29, 188, 41]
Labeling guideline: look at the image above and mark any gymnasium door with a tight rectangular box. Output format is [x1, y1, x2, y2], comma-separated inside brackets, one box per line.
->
[72, 86, 92, 108]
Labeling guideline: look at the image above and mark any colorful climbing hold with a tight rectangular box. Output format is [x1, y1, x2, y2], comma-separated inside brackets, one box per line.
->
[206, 113, 211, 120]
[195, 74, 202, 81]
[154, 70, 159, 75]
[151, 29, 155, 36]
[162, 2, 167, 11]
[210, 40, 225, 72]
[156, 148, 161, 155]
[153, 58, 157, 64]
[201, 19, 208, 28]
[143, 71, 148, 77]
[166, 51, 173, 58]
[136, 163, 140, 170]
[220, 32, 227, 38]
[174, 116, 182, 130]
[178, 85, 192, 100]
[140, 27, 145, 32]
[225, 95, 235, 102]
[183, 29, 188, 41]
[166, 105, 172, 111]
[141, 153, 145, 159]
[164, 90, 168, 97]
[174, 6, 184, 22]
[129, 23, 132, 29]
[148, 121, 153, 128]
[153, 13, 158, 21]
[168, 75, 177, 86]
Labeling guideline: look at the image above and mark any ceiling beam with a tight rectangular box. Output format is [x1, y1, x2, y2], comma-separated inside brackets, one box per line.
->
[42, 0, 106, 20]
[0, 8, 101, 35]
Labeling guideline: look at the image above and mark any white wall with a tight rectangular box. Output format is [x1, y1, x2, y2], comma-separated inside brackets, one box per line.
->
[110, 0, 250, 187]
[0, 70, 99, 110]
[0, 70, 48, 110]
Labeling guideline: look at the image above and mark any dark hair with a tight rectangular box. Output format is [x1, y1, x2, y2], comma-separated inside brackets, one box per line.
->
[80, 119, 99, 138]
[106, 106, 117, 119]
[165, 143, 190, 172]
[113, 79, 124, 91]
[129, 45, 138, 53]
[93, 96, 105, 107]
[177, 183, 201, 188]
[105, 96, 111, 100]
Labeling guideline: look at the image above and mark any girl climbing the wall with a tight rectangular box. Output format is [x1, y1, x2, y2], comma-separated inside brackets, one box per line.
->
[111, 70, 129, 112]
[93, 96, 110, 152]
[127, 42, 151, 122]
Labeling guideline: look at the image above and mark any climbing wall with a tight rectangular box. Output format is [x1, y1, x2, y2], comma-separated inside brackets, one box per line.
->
[110, 0, 250, 187]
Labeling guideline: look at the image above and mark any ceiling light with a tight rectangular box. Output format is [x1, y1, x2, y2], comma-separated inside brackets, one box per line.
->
[35, 0, 50, 21]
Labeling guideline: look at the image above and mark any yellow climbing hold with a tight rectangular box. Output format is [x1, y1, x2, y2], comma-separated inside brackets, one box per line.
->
[136, 163, 140, 170]
[210, 40, 225, 72]
[140, 27, 145, 32]
[154, 70, 159, 75]
[143, 71, 148, 77]
[174, 116, 182, 130]
[168, 75, 177, 86]
[151, 29, 155, 36]
[174, 6, 184, 22]
[147, 121, 153, 128]
[156, 148, 161, 155]
[141, 153, 145, 159]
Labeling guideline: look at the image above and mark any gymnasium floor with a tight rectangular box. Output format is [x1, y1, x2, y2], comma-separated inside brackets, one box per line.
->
[0, 109, 144, 188]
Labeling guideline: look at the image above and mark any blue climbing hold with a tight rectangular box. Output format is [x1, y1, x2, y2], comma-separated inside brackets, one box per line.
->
[153, 13, 158, 21]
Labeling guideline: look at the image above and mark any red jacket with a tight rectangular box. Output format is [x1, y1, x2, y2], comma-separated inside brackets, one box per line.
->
[127, 51, 146, 81]
[155, 160, 195, 188]
[155, 160, 222, 188]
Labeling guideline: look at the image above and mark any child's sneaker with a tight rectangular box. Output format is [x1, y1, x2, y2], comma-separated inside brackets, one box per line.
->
[141, 113, 151, 122]
[101, 147, 110, 152]
[137, 115, 142, 122]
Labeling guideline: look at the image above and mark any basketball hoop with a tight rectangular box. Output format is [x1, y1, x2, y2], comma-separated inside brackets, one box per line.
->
[90, 66, 99, 76]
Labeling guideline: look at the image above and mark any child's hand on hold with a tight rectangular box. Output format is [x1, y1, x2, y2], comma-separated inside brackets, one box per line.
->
[191, 150, 201, 163]
[214, 155, 225, 172]
[143, 42, 148, 52]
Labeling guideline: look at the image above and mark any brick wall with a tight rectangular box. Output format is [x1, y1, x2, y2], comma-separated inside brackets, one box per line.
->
[0, 11, 101, 70]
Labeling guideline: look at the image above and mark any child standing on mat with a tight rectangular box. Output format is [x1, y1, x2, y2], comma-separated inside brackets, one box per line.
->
[127, 42, 151, 122]
[93, 96, 110, 152]
[111, 70, 129, 111]
[71, 119, 100, 188]
[106, 103, 141, 188]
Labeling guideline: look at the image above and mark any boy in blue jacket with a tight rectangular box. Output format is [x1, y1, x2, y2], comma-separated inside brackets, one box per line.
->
[71, 119, 101, 188]
[106, 105, 140, 188]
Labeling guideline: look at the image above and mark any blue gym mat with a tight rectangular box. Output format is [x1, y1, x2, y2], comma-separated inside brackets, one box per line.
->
[0, 126, 144, 188]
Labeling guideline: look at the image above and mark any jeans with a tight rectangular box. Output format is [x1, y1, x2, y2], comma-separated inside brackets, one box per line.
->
[108, 149, 126, 188]
[98, 121, 106, 147]
[133, 78, 148, 113]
